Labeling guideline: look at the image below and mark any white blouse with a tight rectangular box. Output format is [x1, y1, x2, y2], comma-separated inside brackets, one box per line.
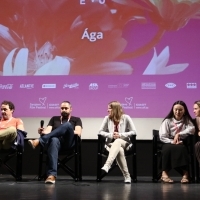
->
[159, 117, 195, 143]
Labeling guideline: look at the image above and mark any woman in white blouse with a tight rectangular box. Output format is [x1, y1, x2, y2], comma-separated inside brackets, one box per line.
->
[159, 100, 195, 183]
[99, 101, 137, 183]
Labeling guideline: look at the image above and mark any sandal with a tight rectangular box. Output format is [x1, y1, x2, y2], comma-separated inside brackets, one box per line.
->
[161, 177, 174, 183]
[181, 177, 189, 184]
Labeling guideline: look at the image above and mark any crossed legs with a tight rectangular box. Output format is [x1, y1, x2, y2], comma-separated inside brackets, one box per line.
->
[0, 127, 17, 149]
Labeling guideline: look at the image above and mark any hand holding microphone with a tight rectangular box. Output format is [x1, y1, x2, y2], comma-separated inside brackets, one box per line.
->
[38, 120, 44, 134]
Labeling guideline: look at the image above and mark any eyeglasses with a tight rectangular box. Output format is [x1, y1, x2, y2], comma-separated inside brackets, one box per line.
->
[61, 107, 69, 110]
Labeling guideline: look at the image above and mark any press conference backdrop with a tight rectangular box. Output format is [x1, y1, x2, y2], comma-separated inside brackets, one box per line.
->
[0, 1, 199, 139]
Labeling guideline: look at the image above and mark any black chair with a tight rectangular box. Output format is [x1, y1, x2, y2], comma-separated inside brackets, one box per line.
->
[97, 135, 137, 182]
[194, 132, 200, 183]
[152, 129, 195, 183]
[0, 130, 27, 181]
[193, 118, 200, 183]
[38, 134, 82, 181]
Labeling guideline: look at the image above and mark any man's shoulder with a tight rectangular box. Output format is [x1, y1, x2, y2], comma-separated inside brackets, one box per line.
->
[10, 117, 24, 125]
[51, 116, 60, 120]
[13, 117, 23, 122]
[70, 116, 81, 121]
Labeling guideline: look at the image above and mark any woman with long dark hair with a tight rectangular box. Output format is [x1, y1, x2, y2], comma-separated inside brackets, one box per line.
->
[194, 100, 200, 165]
[99, 101, 137, 183]
[159, 100, 195, 183]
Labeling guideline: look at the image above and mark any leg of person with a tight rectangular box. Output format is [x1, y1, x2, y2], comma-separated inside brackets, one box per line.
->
[195, 141, 200, 167]
[170, 144, 189, 183]
[45, 137, 61, 184]
[0, 127, 17, 149]
[180, 166, 189, 184]
[161, 144, 174, 183]
[116, 147, 131, 183]
[28, 122, 74, 149]
[101, 139, 128, 173]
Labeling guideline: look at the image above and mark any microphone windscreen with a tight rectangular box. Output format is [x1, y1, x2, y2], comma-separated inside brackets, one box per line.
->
[40, 120, 44, 128]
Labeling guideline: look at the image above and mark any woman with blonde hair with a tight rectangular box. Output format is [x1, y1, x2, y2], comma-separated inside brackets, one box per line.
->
[99, 101, 137, 183]
[194, 100, 200, 165]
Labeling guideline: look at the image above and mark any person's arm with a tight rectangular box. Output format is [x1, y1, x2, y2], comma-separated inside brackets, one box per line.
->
[74, 126, 82, 136]
[178, 120, 195, 137]
[99, 116, 113, 139]
[118, 115, 137, 139]
[196, 117, 200, 136]
[16, 119, 25, 131]
[159, 119, 173, 143]
[73, 117, 82, 136]
[38, 117, 54, 135]
[173, 120, 195, 143]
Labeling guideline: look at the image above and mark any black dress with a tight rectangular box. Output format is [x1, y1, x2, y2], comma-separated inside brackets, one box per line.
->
[161, 143, 189, 171]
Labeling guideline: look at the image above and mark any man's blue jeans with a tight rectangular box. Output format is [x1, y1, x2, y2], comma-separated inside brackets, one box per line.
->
[39, 122, 75, 177]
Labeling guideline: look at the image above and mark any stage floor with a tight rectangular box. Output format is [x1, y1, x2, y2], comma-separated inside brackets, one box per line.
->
[0, 175, 199, 200]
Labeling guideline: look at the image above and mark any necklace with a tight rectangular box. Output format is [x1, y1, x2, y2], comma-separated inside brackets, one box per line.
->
[60, 116, 70, 124]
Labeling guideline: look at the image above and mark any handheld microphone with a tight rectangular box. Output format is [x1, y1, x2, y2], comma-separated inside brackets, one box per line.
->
[40, 120, 44, 128]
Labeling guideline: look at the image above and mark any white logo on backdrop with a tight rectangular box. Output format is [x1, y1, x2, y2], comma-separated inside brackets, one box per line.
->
[186, 83, 197, 89]
[63, 83, 79, 89]
[165, 83, 176, 88]
[108, 83, 129, 89]
[134, 103, 149, 110]
[39, 97, 47, 106]
[125, 97, 133, 106]
[30, 97, 59, 110]
[141, 82, 156, 89]
[42, 84, 56, 88]
[121, 97, 133, 110]
[0, 84, 13, 89]
[20, 84, 34, 89]
[89, 83, 98, 90]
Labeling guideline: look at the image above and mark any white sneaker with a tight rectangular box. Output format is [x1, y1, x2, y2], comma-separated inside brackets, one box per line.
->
[124, 176, 131, 184]
[101, 165, 110, 173]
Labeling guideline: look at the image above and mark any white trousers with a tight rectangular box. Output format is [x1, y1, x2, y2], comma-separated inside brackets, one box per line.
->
[105, 138, 130, 177]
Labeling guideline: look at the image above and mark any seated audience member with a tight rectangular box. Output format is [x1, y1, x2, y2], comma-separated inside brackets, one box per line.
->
[0, 100, 24, 150]
[28, 101, 82, 184]
[159, 100, 195, 183]
[193, 100, 200, 166]
[99, 101, 137, 183]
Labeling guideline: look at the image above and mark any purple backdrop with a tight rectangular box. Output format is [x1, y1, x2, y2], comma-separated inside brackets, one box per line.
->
[0, 0, 199, 118]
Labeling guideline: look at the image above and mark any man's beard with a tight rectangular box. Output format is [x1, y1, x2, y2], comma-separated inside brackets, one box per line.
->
[61, 112, 69, 119]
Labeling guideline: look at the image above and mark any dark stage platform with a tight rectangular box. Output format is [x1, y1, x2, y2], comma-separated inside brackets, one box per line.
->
[0, 176, 199, 200]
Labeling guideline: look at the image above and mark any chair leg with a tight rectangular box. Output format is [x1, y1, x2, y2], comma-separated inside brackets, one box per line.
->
[78, 152, 82, 181]
[152, 153, 158, 182]
[96, 153, 102, 182]
[132, 152, 137, 182]
[16, 151, 22, 181]
[196, 158, 200, 183]
[75, 152, 78, 182]
[38, 147, 44, 181]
